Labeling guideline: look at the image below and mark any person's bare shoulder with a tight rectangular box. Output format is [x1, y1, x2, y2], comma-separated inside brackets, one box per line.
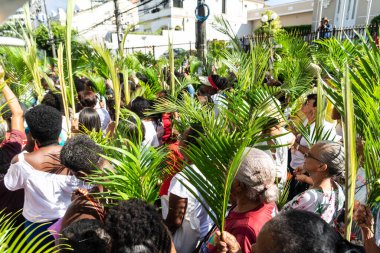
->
[10, 154, 19, 164]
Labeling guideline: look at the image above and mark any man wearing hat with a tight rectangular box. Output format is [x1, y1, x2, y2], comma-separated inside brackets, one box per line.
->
[318, 17, 332, 39]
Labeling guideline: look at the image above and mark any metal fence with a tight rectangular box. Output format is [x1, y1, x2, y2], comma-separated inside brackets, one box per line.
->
[243, 23, 380, 46]
[124, 24, 380, 57]
[125, 42, 196, 58]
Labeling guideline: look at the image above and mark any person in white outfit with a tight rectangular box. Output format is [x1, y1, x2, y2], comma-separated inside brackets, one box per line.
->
[4, 105, 89, 249]
[131, 96, 162, 148]
[164, 126, 213, 253]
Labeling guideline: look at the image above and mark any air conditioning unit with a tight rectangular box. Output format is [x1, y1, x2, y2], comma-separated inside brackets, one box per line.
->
[151, 7, 160, 13]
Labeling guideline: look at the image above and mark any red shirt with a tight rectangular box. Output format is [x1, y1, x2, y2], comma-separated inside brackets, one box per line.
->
[0, 129, 26, 226]
[159, 141, 184, 196]
[224, 203, 276, 253]
[161, 113, 172, 144]
[0, 130, 26, 173]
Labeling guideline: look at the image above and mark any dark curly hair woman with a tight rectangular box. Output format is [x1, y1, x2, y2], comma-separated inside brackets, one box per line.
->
[105, 199, 175, 253]
[3, 105, 89, 250]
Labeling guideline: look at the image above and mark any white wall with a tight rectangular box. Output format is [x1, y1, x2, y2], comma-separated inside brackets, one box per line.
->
[115, 30, 195, 57]
[137, 0, 259, 37]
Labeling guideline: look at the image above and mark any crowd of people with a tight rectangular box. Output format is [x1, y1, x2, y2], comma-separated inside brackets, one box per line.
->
[0, 58, 378, 253]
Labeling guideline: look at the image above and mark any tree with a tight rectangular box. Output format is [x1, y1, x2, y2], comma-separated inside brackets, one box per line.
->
[34, 22, 77, 57]
[0, 22, 25, 38]
[371, 14, 380, 25]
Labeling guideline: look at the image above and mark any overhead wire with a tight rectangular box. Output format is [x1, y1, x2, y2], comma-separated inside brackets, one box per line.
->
[79, 0, 169, 34]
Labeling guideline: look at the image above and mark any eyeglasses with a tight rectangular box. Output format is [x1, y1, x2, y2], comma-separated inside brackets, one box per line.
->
[304, 152, 325, 164]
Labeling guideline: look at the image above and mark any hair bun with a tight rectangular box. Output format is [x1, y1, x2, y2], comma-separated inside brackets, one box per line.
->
[261, 184, 278, 203]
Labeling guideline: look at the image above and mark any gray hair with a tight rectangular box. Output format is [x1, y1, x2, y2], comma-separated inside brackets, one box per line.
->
[314, 140, 345, 177]
[0, 120, 7, 143]
[235, 148, 278, 203]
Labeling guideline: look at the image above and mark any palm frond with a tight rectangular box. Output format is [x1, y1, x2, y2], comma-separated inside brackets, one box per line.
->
[91, 43, 121, 127]
[87, 112, 167, 204]
[168, 34, 175, 97]
[66, 0, 77, 117]
[57, 44, 71, 138]
[212, 16, 241, 51]
[0, 210, 70, 252]
[342, 64, 358, 240]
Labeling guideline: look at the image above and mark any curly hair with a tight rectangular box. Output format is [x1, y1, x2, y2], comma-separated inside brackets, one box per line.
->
[260, 210, 364, 253]
[235, 148, 278, 203]
[60, 135, 104, 175]
[105, 199, 172, 253]
[41, 90, 64, 114]
[25, 105, 62, 146]
[60, 219, 112, 253]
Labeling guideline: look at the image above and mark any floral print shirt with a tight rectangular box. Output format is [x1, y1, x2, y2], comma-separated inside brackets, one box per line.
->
[282, 181, 345, 225]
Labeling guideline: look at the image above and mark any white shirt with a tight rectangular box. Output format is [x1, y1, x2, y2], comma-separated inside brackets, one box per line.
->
[96, 108, 111, 131]
[4, 153, 89, 222]
[142, 120, 160, 148]
[290, 120, 340, 169]
[211, 93, 226, 117]
[270, 128, 295, 187]
[169, 165, 213, 253]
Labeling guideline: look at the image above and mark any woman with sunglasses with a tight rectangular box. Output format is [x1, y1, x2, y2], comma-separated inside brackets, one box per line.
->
[282, 140, 345, 226]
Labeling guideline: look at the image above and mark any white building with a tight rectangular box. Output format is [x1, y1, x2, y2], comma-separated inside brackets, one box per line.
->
[312, 0, 380, 29]
[136, 0, 264, 41]
[248, 0, 314, 30]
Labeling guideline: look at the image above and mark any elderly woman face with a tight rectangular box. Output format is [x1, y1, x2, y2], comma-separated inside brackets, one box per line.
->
[303, 144, 327, 174]
[303, 141, 344, 178]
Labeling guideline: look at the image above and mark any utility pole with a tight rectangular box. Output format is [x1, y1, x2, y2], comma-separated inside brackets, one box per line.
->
[43, 0, 56, 59]
[195, 0, 206, 64]
[113, 0, 122, 48]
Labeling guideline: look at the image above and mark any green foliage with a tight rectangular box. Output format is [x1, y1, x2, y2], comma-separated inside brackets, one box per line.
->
[254, 10, 282, 35]
[87, 112, 167, 204]
[274, 33, 315, 103]
[282, 25, 311, 33]
[371, 14, 380, 25]
[139, 68, 162, 100]
[212, 16, 270, 90]
[34, 22, 78, 57]
[134, 51, 156, 67]
[0, 210, 70, 252]
[151, 88, 278, 233]
[317, 31, 380, 209]
[0, 22, 25, 38]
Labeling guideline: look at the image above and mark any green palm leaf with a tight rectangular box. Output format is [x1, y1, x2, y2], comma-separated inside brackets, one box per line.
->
[0, 210, 70, 252]
[87, 112, 168, 204]
[342, 64, 358, 240]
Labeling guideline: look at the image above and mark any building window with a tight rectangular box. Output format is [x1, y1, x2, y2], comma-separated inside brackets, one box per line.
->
[173, 0, 183, 8]
[222, 0, 226, 14]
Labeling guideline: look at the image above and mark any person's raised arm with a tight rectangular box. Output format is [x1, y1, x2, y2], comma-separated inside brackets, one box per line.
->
[353, 202, 380, 253]
[1, 65, 24, 133]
